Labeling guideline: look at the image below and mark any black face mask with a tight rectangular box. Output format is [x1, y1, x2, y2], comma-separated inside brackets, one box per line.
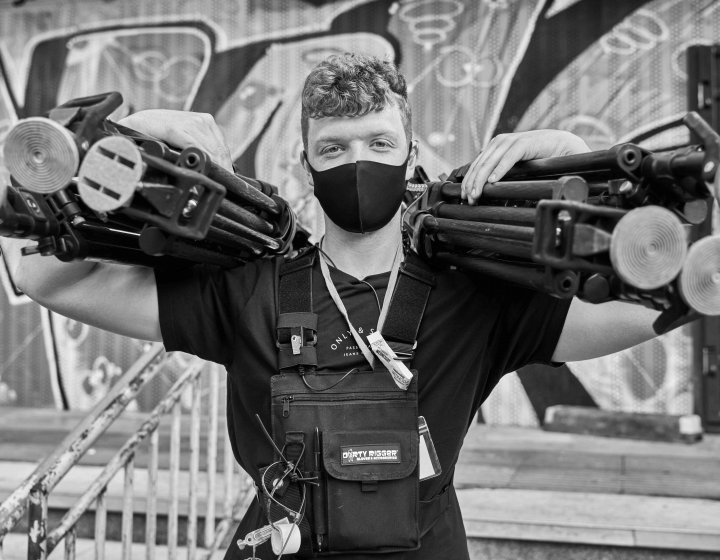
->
[306, 150, 410, 234]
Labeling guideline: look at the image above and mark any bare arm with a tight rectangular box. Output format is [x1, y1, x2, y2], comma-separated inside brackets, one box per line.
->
[1, 236, 161, 340]
[551, 299, 662, 362]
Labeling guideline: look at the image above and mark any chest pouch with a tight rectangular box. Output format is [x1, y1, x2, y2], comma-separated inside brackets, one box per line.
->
[268, 247, 435, 556]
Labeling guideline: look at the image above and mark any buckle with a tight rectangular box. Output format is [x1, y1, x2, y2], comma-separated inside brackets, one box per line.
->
[386, 340, 417, 362]
[277, 325, 317, 355]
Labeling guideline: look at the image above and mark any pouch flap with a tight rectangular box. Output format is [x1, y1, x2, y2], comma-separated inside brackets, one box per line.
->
[322, 429, 418, 482]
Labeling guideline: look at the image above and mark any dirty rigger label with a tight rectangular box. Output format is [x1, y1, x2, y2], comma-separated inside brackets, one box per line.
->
[341, 444, 401, 465]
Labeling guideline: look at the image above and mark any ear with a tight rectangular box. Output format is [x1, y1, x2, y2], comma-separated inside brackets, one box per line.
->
[300, 150, 314, 187]
[405, 140, 419, 181]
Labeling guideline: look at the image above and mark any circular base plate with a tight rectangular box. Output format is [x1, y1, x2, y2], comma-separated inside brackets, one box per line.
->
[680, 235, 720, 315]
[4, 117, 79, 194]
[610, 206, 687, 290]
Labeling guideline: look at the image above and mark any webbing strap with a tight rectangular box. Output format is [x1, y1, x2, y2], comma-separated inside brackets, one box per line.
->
[381, 252, 436, 357]
[277, 247, 435, 369]
[277, 248, 318, 370]
[278, 249, 315, 314]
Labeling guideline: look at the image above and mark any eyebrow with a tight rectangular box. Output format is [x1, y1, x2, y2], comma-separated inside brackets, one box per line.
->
[315, 129, 401, 144]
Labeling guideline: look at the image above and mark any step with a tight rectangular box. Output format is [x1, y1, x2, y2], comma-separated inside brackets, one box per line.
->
[459, 488, 720, 554]
[0, 532, 227, 560]
[0, 462, 251, 545]
[0, 462, 240, 516]
[455, 424, 720, 500]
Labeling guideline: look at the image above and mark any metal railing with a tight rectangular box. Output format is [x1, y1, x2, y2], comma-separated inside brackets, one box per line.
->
[0, 343, 254, 559]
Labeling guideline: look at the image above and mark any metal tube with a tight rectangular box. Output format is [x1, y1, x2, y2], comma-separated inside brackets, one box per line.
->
[217, 199, 275, 235]
[436, 252, 578, 298]
[146, 430, 158, 560]
[121, 457, 134, 560]
[205, 224, 267, 255]
[168, 403, 181, 559]
[177, 147, 280, 216]
[27, 488, 47, 560]
[64, 528, 76, 560]
[424, 216, 535, 242]
[44, 359, 206, 555]
[138, 227, 244, 268]
[502, 143, 644, 181]
[205, 368, 220, 548]
[187, 378, 201, 560]
[0, 345, 165, 541]
[435, 232, 534, 259]
[223, 429, 235, 519]
[95, 492, 106, 560]
[435, 204, 537, 225]
[203, 160, 281, 216]
[210, 213, 281, 251]
[440, 178, 588, 202]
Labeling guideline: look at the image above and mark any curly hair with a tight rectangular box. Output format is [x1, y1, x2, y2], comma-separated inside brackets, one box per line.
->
[301, 53, 412, 149]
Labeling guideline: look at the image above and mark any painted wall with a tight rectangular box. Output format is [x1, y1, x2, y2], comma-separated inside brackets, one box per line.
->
[0, 0, 714, 425]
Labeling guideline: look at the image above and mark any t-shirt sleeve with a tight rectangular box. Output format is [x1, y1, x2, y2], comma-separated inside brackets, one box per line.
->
[155, 263, 251, 366]
[490, 285, 573, 375]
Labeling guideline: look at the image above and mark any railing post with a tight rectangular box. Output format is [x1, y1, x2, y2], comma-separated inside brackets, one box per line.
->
[122, 456, 135, 560]
[204, 366, 219, 548]
[95, 490, 107, 560]
[168, 402, 181, 558]
[223, 432, 235, 519]
[146, 430, 159, 560]
[27, 487, 47, 560]
[64, 528, 76, 560]
[187, 377, 201, 559]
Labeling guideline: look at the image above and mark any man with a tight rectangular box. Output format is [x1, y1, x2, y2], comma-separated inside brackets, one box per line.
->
[2, 53, 665, 558]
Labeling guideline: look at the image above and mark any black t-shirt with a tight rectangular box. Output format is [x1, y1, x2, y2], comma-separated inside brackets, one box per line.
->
[155, 248, 571, 558]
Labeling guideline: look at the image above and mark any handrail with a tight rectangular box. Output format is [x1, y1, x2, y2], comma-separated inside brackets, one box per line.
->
[42, 357, 206, 553]
[0, 342, 166, 539]
[0, 343, 252, 559]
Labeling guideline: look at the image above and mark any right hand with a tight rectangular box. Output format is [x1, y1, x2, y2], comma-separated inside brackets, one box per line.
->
[118, 110, 234, 171]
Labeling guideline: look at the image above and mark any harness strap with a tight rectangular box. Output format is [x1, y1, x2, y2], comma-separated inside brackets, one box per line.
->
[277, 247, 436, 368]
[381, 251, 436, 361]
[277, 248, 318, 371]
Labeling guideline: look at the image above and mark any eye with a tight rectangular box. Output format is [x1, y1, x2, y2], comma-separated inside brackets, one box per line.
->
[320, 145, 342, 156]
[371, 139, 394, 149]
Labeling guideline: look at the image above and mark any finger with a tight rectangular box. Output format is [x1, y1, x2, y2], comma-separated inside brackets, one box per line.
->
[460, 154, 483, 201]
[478, 140, 529, 187]
[169, 114, 233, 171]
[461, 142, 498, 204]
[121, 111, 233, 171]
[205, 124, 234, 171]
[464, 137, 510, 204]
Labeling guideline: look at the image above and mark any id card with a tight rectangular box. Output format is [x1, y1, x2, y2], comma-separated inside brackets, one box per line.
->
[367, 331, 413, 390]
[418, 416, 442, 480]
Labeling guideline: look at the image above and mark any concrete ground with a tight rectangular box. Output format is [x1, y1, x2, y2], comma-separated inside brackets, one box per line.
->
[0, 408, 719, 558]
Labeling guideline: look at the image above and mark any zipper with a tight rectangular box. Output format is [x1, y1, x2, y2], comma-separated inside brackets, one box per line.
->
[277, 391, 408, 417]
[281, 395, 294, 417]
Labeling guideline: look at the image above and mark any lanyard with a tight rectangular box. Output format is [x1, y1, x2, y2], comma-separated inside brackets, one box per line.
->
[318, 244, 402, 369]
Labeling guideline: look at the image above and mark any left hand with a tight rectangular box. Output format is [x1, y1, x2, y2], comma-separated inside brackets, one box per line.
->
[461, 130, 591, 205]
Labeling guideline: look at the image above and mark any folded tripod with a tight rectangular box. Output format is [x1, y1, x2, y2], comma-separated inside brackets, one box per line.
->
[403, 113, 720, 333]
[1, 91, 305, 269]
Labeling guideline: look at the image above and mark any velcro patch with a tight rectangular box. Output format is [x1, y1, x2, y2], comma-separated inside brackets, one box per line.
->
[341, 444, 401, 465]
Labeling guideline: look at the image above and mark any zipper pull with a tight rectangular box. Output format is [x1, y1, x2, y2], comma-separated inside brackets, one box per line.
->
[282, 396, 294, 417]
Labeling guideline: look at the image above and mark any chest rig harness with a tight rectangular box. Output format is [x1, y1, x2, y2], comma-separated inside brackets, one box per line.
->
[258, 246, 447, 557]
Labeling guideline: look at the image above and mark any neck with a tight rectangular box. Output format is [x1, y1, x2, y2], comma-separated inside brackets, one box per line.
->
[321, 214, 402, 279]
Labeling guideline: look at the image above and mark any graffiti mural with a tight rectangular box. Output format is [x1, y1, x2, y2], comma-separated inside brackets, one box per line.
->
[0, 0, 715, 425]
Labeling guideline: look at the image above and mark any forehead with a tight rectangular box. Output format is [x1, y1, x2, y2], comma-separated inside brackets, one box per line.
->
[307, 103, 406, 146]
